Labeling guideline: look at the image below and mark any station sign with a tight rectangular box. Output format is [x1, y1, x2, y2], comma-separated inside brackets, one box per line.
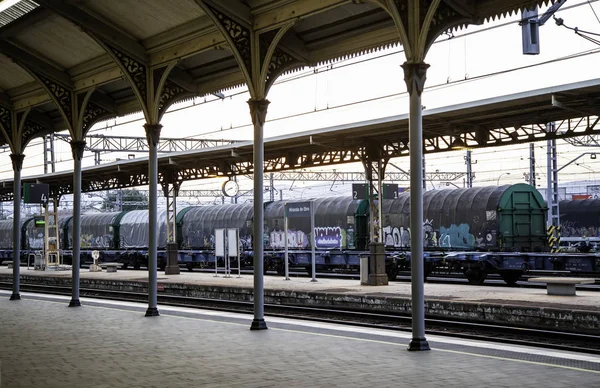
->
[382, 183, 399, 199]
[285, 201, 311, 218]
[23, 183, 49, 204]
[352, 183, 368, 200]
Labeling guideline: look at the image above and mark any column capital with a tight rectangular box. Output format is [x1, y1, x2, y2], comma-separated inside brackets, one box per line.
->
[10, 153, 25, 172]
[144, 123, 163, 147]
[401, 62, 430, 96]
[248, 99, 270, 127]
[70, 140, 86, 161]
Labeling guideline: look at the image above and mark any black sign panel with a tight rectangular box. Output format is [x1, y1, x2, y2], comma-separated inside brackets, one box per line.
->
[23, 183, 49, 204]
[383, 183, 399, 199]
[285, 201, 311, 218]
[352, 183, 368, 200]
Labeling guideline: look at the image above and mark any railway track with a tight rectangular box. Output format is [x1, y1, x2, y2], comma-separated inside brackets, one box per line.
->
[2, 282, 599, 355]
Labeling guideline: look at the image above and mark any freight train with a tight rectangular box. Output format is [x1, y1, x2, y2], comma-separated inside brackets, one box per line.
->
[1, 184, 599, 284]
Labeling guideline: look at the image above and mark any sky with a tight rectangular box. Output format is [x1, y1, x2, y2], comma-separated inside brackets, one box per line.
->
[2, 0, 600, 213]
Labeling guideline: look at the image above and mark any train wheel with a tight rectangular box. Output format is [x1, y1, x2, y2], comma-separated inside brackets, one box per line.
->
[186, 263, 195, 272]
[499, 271, 522, 286]
[305, 266, 313, 277]
[122, 263, 128, 270]
[464, 268, 487, 285]
[276, 262, 285, 277]
[386, 268, 399, 281]
[424, 269, 432, 282]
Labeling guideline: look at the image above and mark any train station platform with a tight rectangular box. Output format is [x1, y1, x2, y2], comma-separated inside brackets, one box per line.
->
[1, 289, 599, 388]
[1, 267, 599, 335]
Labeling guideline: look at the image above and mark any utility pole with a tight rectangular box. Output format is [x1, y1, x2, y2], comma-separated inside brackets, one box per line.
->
[422, 156, 427, 192]
[546, 123, 560, 253]
[43, 134, 56, 174]
[529, 143, 536, 187]
[269, 173, 275, 202]
[465, 150, 474, 188]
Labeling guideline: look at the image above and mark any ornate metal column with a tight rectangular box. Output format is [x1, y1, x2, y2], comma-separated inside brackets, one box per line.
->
[402, 62, 431, 351]
[9, 153, 24, 301]
[248, 99, 269, 331]
[69, 140, 85, 307]
[145, 123, 161, 316]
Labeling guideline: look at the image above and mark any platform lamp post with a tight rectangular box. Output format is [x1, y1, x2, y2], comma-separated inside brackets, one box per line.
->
[496, 172, 511, 186]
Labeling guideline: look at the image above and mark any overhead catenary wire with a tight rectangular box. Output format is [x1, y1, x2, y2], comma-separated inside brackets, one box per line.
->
[588, 0, 600, 25]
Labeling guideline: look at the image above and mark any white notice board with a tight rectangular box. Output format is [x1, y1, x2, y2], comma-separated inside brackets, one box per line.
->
[227, 229, 238, 257]
[215, 228, 225, 257]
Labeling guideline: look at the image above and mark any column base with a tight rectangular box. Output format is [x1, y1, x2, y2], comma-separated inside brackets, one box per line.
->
[250, 318, 268, 330]
[164, 265, 180, 275]
[9, 293, 21, 300]
[69, 299, 81, 307]
[367, 273, 389, 286]
[145, 307, 160, 317]
[408, 338, 431, 351]
[165, 243, 180, 275]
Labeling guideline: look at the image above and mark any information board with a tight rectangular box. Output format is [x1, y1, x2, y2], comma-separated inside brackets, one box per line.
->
[215, 228, 225, 257]
[23, 183, 49, 204]
[352, 183, 368, 200]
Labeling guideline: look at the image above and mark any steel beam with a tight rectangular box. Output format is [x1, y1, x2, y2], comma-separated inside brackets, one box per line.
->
[36, 0, 147, 64]
[0, 40, 72, 87]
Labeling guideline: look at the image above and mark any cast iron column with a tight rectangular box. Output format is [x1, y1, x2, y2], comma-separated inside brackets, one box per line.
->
[248, 99, 269, 330]
[402, 62, 431, 351]
[9, 153, 24, 300]
[69, 141, 85, 307]
[145, 123, 161, 317]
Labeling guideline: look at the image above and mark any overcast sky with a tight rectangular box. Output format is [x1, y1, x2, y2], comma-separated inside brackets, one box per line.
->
[2, 0, 600, 209]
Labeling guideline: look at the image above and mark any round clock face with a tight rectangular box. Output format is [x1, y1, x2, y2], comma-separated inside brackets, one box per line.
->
[222, 180, 239, 197]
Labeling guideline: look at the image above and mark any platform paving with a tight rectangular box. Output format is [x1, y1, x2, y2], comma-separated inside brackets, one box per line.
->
[1, 290, 599, 388]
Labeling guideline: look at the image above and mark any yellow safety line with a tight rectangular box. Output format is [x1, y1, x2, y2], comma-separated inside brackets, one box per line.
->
[6, 295, 600, 375]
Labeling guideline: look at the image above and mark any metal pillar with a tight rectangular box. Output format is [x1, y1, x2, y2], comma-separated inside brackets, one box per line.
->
[248, 99, 269, 330]
[465, 150, 473, 188]
[163, 179, 181, 275]
[269, 173, 275, 202]
[402, 62, 431, 351]
[69, 141, 85, 307]
[546, 123, 560, 252]
[9, 154, 24, 300]
[529, 143, 536, 187]
[144, 123, 161, 317]
[43, 134, 55, 174]
[361, 143, 389, 286]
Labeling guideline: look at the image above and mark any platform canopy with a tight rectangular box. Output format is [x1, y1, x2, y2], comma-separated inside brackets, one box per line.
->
[0, 76, 597, 200]
[0, 0, 553, 149]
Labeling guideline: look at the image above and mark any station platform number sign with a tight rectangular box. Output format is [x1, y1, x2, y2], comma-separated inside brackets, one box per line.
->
[352, 183, 399, 200]
[23, 183, 49, 204]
